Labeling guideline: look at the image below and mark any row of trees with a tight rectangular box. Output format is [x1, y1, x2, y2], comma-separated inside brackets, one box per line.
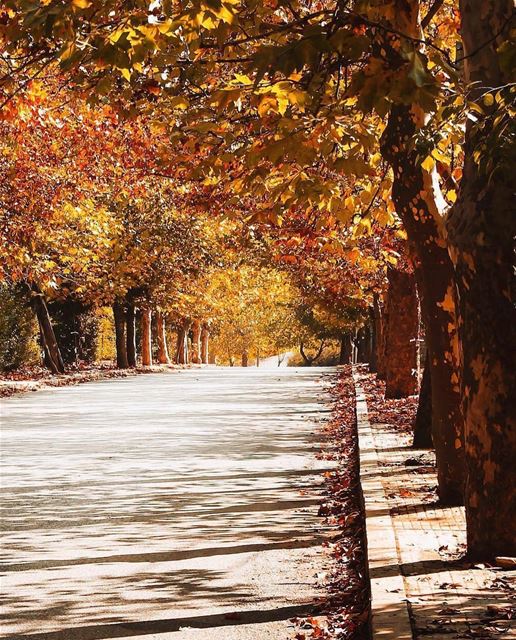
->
[0, 0, 514, 557]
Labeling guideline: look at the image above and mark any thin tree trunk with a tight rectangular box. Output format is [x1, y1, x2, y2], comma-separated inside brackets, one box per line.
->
[30, 285, 65, 374]
[446, 0, 515, 557]
[113, 299, 129, 369]
[384, 269, 419, 399]
[141, 307, 152, 367]
[126, 303, 137, 368]
[373, 294, 385, 377]
[200, 323, 210, 364]
[339, 333, 352, 365]
[156, 311, 170, 365]
[379, 0, 464, 504]
[299, 342, 311, 366]
[356, 325, 372, 364]
[413, 352, 433, 448]
[369, 309, 378, 373]
[300, 340, 325, 366]
[175, 329, 185, 364]
[191, 320, 201, 364]
[377, 291, 388, 380]
[176, 319, 190, 365]
[256, 349, 260, 367]
[242, 350, 248, 367]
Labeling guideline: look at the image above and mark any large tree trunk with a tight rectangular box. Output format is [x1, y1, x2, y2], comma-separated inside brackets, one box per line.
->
[141, 307, 152, 367]
[446, 0, 515, 557]
[126, 303, 137, 368]
[30, 285, 65, 374]
[200, 323, 210, 364]
[156, 311, 171, 364]
[384, 269, 419, 399]
[413, 351, 433, 448]
[379, 0, 464, 505]
[191, 320, 201, 364]
[113, 299, 129, 369]
[241, 350, 248, 367]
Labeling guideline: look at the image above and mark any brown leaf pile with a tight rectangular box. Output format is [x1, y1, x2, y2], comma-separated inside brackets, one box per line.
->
[295, 366, 371, 639]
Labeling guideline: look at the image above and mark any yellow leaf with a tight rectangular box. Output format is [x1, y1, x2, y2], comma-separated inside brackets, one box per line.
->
[421, 155, 435, 172]
[72, 0, 91, 7]
[447, 189, 457, 203]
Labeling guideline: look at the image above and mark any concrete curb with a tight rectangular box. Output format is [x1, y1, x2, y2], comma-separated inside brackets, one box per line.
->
[353, 373, 413, 639]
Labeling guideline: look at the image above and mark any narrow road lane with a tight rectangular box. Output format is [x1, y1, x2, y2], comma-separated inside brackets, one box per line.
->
[1, 368, 334, 639]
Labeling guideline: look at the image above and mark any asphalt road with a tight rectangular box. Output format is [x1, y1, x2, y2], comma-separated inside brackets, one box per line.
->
[1, 367, 334, 639]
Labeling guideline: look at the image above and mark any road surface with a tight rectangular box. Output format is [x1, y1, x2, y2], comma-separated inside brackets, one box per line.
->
[1, 367, 334, 639]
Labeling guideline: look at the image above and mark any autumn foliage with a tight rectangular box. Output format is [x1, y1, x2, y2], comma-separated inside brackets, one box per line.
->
[0, 0, 514, 559]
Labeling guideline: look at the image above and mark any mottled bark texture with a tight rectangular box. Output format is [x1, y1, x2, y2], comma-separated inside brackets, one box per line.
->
[156, 311, 170, 365]
[446, 0, 515, 557]
[379, 0, 464, 504]
[384, 269, 419, 398]
[113, 299, 129, 369]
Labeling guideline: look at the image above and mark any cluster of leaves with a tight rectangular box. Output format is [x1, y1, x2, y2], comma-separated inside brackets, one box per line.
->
[2, 0, 505, 357]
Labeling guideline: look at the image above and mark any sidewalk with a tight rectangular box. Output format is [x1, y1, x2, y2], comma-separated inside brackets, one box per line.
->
[354, 370, 515, 640]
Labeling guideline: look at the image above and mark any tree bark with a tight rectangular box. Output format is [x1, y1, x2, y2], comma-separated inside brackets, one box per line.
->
[126, 303, 137, 368]
[377, 291, 388, 379]
[156, 311, 170, 365]
[384, 269, 419, 399]
[200, 323, 210, 364]
[141, 307, 152, 367]
[300, 340, 325, 366]
[339, 333, 352, 365]
[175, 318, 190, 364]
[413, 351, 433, 448]
[300, 342, 311, 366]
[379, 0, 464, 504]
[369, 308, 378, 373]
[446, 0, 515, 557]
[191, 320, 201, 364]
[113, 299, 129, 369]
[356, 324, 372, 364]
[373, 294, 385, 377]
[30, 285, 65, 374]
[241, 350, 248, 367]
